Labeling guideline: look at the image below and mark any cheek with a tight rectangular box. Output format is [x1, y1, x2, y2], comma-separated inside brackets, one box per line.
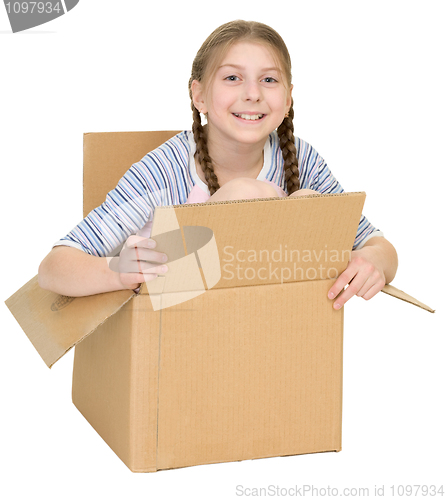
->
[208, 88, 234, 115]
[268, 92, 290, 125]
[274, 91, 289, 111]
[263, 88, 287, 113]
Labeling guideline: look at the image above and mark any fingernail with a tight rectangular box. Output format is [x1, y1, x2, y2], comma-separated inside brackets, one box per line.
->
[328, 292, 334, 299]
[334, 302, 341, 310]
[162, 254, 168, 262]
[161, 265, 168, 272]
[147, 240, 156, 248]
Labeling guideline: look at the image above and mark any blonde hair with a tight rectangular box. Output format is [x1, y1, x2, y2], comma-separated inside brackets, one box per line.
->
[188, 20, 300, 195]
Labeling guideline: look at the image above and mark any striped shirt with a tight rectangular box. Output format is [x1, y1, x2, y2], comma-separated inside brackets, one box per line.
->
[54, 130, 383, 256]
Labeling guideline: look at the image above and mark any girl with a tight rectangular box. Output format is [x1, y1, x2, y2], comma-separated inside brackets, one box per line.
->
[38, 20, 398, 309]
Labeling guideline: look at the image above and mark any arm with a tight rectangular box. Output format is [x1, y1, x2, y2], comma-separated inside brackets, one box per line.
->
[327, 236, 398, 309]
[38, 246, 129, 297]
[38, 237, 168, 297]
[361, 236, 398, 284]
[295, 140, 398, 307]
[38, 150, 168, 296]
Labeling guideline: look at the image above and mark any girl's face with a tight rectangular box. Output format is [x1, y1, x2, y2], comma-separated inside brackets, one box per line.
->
[193, 42, 293, 148]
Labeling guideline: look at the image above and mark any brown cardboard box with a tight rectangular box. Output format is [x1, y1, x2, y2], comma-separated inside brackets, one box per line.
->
[4, 131, 434, 473]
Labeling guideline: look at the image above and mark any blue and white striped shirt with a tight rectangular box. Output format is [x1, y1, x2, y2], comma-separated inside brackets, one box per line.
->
[54, 130, 383, 256]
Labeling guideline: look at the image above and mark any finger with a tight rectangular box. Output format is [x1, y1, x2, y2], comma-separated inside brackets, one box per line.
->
[356, 271, 385, 298]
[135, 246, 143, 274]
[361, 280, 386, 301]
[129, 247, 168, 264]
[140, 265, 168, 283]
[118, 260, 168, 275]
[126, 235, 157, 249]
[328, 265, 358, 300]
[140, 272, 161, 283]
[141, 263, 168, 275]
[119, 266, 167, 287]
[332, 287, 353, 310]
[356, 275, 376, 298]
[109, 256, 150, 274]
[134, 248, 168, 274]
[332, 272, 369, 309]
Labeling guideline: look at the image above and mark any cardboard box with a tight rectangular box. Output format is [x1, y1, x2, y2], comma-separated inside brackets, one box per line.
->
[5, 131, 434, 473]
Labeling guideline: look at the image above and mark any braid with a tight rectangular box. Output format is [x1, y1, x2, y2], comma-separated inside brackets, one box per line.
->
[277, 100, 300, 195]
[191, 103, 221, 196]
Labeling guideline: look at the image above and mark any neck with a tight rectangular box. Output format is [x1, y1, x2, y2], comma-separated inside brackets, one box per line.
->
[203, 124, 266, 184]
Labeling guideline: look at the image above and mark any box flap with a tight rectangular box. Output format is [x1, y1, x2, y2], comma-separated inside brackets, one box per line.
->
[381, 284, 435, 313]
[5, 276, 135, 368]
[144, 192, 366, 295]
[83, 130, 180, 217]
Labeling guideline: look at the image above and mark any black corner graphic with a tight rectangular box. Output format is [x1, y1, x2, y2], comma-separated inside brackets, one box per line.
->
[64, 0, 78, 12]
[3, 0, 80, 33]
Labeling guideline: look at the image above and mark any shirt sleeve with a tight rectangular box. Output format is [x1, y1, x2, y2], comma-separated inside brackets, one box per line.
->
[296, 139, 384, 250]
[53, 161, 168, 257]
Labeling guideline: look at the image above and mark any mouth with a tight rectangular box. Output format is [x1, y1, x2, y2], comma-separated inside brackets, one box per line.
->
[232, 113, 265, 121]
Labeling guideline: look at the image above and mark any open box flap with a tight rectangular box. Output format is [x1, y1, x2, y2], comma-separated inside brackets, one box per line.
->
[381, 284, 435, 313]
[5, 276, 135, 368]
[145, 192, 366, 294]
[83, 130, 181, 216]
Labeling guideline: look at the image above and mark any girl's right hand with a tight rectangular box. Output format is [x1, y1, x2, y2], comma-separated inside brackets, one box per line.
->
[115, 235, 169, 290]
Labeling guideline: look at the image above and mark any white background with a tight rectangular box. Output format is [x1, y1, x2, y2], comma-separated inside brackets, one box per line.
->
[1, 1, 444, 498]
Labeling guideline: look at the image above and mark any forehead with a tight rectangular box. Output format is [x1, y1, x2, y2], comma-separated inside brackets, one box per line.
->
[219, 41, 280, 70]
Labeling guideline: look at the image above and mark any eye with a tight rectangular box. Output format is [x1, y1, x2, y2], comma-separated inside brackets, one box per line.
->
[262, 77, 278, 83]
[225, 75, 240, 81]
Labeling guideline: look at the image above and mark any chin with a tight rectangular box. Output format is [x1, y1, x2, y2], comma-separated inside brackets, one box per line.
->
[232, 130, 272, 145]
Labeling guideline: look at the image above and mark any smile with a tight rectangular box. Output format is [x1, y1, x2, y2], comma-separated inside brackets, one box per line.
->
[233, 113, 265, 121]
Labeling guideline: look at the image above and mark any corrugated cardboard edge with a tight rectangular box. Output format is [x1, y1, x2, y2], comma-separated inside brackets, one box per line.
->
[5, 275, 138, 368]
[164, 190, 365, 208]
[381, 284, 435, 313]
[139, 282, 436, 313]
[147, 449, 344, 473]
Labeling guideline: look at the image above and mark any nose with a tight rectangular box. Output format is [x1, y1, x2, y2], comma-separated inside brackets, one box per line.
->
[242, 80, 262, 102]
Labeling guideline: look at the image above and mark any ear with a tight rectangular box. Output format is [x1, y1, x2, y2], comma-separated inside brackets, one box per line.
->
[191, 80, 208, 115]
[286, 84, 293, 112]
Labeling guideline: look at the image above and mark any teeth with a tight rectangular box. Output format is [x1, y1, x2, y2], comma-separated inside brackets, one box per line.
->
[234, 113, 264, 120]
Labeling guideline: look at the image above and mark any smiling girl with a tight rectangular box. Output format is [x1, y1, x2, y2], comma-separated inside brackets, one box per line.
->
[38, 20, 398, 308]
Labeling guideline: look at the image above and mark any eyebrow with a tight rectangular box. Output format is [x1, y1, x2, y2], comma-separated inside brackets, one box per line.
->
[219, 64, 281, 73]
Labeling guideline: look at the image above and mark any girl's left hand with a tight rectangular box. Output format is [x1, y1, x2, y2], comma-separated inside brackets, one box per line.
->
[327, 246, 387, 309]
